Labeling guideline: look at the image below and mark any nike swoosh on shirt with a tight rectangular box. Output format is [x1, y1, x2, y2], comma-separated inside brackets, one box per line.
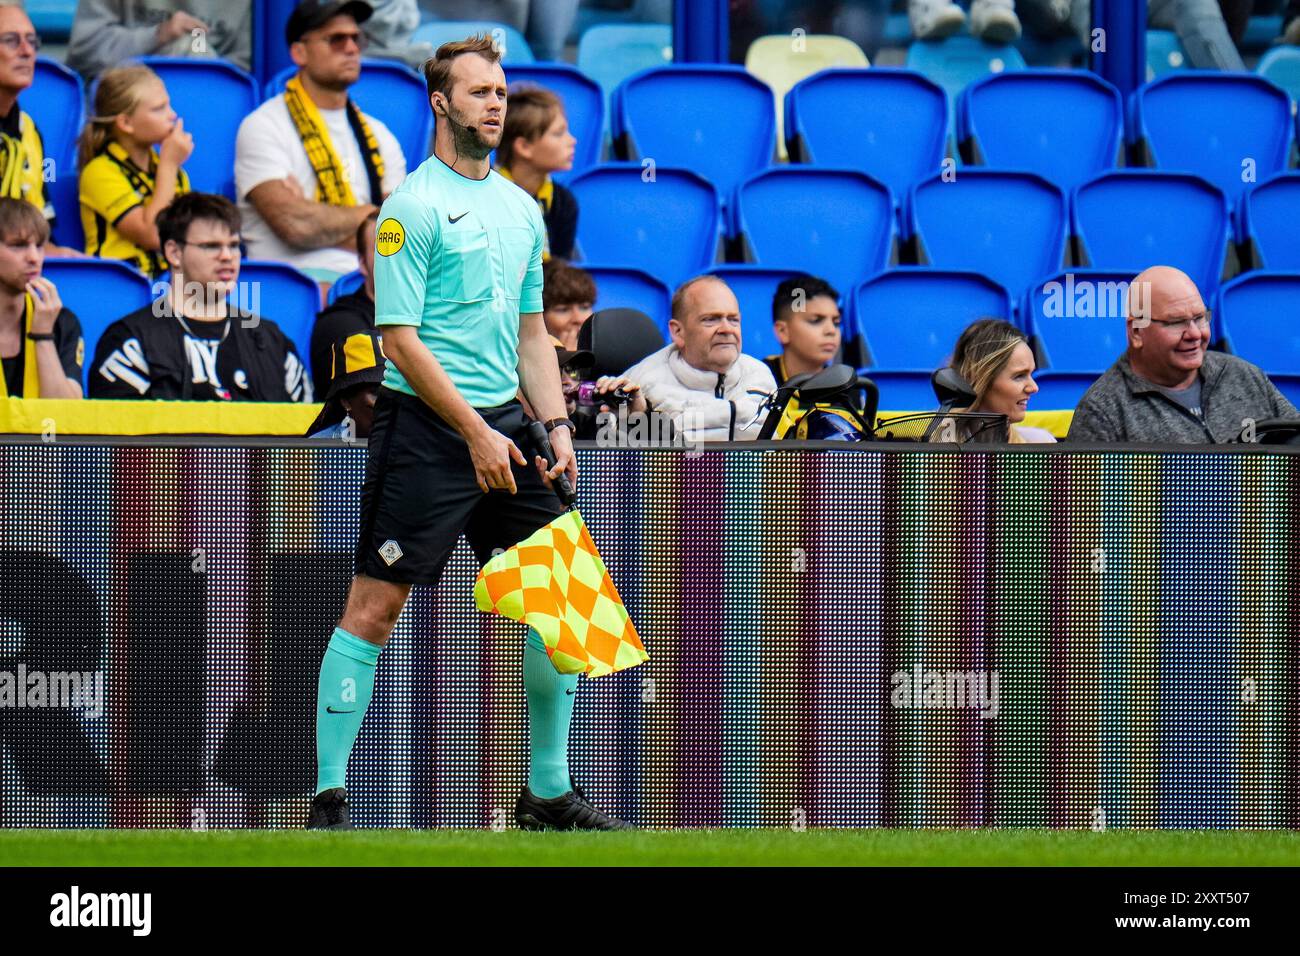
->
[448, 211, 469, 223]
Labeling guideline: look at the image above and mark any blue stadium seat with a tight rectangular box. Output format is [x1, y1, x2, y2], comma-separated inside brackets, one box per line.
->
[1241, 172, 1300, 271]
[138, 57, 258, 200]
[264, 59, 433, 169]
[233, 261, 322, 374]
[1022, 270, 1132, 409]
[568, 164, 722, 291]
[1133, 72, 1293, 205]
[909, 169, 1068, 302]
[958, 70, 1124, 194]
[27, 57, 85, 250]
[1145, 30, 1188, 80]
[1216, 271, 1300, 406]
[1073, 170, 1231, 298]
[42, 259, 154, 387]
[734, 167, 894, 297]
[1256, 46, 1300, 105]
[613, 65, 775, 207]
[854, 268, 1013, 411]
[504, 64, 605, 175]
[705, 265, 799, 364]
[327, 270, 364, 305]
[580, 264, 672, 336]
[905, 36, 1026, 103]
[577, 23, 672, 114]
[411, 21, 534, 62]
[785, 68, 947, 216]
[28, 0, 76, 42]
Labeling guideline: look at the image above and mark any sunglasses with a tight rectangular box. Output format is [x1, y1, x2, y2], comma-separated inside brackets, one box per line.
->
[306, 30, 370, 52]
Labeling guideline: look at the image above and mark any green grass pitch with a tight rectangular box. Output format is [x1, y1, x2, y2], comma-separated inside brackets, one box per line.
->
[2, 829, 1299, 867]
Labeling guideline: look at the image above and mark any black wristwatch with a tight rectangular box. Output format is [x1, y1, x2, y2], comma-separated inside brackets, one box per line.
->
[543, 418, 576, 435]
[26, 332, 55, 342]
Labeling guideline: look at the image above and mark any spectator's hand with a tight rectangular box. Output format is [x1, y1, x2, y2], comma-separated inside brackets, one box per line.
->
[536, 424, 577, 495]
[595, 375, 647, 414]
[156, 11, 210, 47]
[468, 425, 527, 495]
[160, 117, 194, 167]
[26, 276, 62, 334]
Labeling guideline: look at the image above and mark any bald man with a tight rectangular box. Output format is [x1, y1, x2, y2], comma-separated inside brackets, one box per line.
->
[622, 275, 777, 442]
[1068, 266, 1296, 443]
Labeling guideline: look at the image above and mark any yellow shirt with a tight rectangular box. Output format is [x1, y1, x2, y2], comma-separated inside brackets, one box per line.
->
[0, 107, 51, 221]
[79, 141, 190, 276]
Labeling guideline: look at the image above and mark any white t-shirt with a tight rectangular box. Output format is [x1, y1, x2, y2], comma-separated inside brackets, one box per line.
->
[235, 94, 407, 275]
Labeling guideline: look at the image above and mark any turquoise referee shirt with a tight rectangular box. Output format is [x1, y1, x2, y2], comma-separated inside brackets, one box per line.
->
[373, 154, 546, 408]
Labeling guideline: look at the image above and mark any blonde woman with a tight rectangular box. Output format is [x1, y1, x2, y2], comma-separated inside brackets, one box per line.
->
[77, 64, 192, 277]
[941, 318, 1055, 443]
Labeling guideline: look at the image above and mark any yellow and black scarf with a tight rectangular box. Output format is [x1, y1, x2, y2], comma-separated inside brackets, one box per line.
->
[283, 74, 384, 206]
[0, 295, 43, 398]
[0, 110, 48, 213]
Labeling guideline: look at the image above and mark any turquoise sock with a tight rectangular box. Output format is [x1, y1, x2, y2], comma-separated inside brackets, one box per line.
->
[315, 626, 381, 794]
[524, 627, 578, 799]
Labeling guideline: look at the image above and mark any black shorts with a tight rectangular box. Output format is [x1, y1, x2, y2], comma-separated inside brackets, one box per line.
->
[354, 387, 566, 585]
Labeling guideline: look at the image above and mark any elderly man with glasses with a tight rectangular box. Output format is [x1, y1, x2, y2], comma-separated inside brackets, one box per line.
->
[1067, 265, 1297, 443]
[0, 5, 83, 257]
[235, 0, 407, 292]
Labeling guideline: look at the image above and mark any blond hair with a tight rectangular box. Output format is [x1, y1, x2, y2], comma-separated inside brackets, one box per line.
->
[950, 318, 1029, 411]
[77, 65, 164, 168]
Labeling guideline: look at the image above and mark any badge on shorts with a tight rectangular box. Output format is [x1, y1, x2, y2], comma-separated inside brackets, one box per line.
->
[379, 539, 404, 565]
[375, 218, 405, 256]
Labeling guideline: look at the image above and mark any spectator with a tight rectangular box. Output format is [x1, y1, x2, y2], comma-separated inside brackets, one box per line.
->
[541, 258, 593, 348]
[66, 0, 427, 78]
[1149, 0, 1247, 70]
[765, 275, 842, 386]
[308, 328, 384, 438]
[1068, 265, 1296, 443]
[0, 5, 83, 257]
[420, 1, 581, 62]
[496, 84, 578, 260]
[235, 0, 406, 291]
[547, 332, 650, 439]
[310, 209, 377, 397]
[68, 0, 254, 77]
[0, 198, 84, 399]
[78, 65, 192, 278]
[90, 192, 312, 401]
[910, 0, 1023, 42]
[622, 275, 777, 442]
[945, 318, 1054, 443]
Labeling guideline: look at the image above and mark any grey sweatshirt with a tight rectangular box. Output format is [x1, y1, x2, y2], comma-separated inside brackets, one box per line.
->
[1067, 350, 1297, 444]
[67, 0, 427, 78]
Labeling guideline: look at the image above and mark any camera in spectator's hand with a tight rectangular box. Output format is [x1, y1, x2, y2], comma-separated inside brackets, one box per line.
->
[575, 382, 633, 408]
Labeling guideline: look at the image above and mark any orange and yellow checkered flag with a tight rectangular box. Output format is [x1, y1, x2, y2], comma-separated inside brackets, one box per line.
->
[474, 509, 648, 677]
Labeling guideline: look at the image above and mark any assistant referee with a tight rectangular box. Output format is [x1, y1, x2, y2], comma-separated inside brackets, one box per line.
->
[307, 35, 629, 831]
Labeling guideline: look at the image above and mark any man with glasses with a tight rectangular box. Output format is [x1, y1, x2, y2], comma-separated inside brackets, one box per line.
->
[0, 5, 83, 257]
[90, 191, 311, 401]
[621, 275, 777, 442]
[1068, 265, 1296, 443]
[235, 0, 406, 292]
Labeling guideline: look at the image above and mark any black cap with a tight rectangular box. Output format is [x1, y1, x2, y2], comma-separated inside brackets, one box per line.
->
[285, 0, 373, 46]
[550, 334, 594, 372]
[307, 329, 385, 435]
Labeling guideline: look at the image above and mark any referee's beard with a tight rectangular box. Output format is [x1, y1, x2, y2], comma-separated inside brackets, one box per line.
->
[445, 106, 496, 162]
